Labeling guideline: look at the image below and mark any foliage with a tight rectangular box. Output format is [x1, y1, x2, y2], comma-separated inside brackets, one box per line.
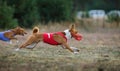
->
[35, 0, 73, 23]
[18, 0, 40, 27]
[74, 0, 120, 12]
[0, 0, 73, 28]
[0, 1, 18, 29]
[0, 0, 120, 29]
[107, 10, 120, 26]
[6, 0, 40, 28]
[107, 11, 120, 22]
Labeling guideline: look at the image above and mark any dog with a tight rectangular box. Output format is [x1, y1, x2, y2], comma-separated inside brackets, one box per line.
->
[0, 27, 27, 44]
[15, 24, 82, 53]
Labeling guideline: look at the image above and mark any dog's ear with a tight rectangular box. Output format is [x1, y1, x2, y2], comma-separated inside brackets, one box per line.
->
[70, 24, 75, 30]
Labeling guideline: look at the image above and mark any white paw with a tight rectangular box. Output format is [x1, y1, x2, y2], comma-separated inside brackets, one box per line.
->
[10, 41, 12, 44]
[6, 41, 12, 44]
[61, 45, 66, 49]
[70, 47, 77, 49]
[15, 48, 20, 51]
[26, 43, 36, 49]
[70, 47, 79, 52]
[26, 46, 34, 49]
[16, 40, 19, 43]
[73, 51, 79, 54]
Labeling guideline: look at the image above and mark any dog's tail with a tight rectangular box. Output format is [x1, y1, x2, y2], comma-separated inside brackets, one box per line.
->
[33, 27, 39, 34]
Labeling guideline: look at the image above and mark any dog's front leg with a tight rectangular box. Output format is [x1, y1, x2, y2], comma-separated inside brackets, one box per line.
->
[70, 47, 79, 52]
[61, 43, 79, 54]
[6, 41, 13, 44]
[70, 47, 79, 54]
[9, 40, 13, 44]
[62, 43, 74, 52]
[61, 45, 79, 52]
[6, 40, 16, 44]
[10, 38, 19, 45]
[9, 37, 17, 40]
[15, 42, 29, 51]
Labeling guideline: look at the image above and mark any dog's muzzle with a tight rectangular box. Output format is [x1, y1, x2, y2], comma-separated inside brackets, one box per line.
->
[73, 33, 82, 41]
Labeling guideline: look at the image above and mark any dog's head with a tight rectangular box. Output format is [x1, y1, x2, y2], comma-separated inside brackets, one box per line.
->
[14, 27, 27, 36]
[64, 24, 82, 41]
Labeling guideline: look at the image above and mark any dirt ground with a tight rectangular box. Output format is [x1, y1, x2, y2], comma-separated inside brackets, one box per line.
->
[0, 24, 120, 71]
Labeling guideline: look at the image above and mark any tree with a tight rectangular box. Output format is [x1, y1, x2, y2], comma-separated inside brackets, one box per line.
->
[0, 1, 18, 29]
[3, 0, 74, 27]
[37, 0, 73, 23]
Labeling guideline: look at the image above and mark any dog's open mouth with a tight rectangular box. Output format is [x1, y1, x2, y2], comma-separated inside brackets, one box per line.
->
[74, 34, 82, 41]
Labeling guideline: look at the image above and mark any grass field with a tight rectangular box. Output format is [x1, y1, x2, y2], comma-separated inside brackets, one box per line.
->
[0, 23, 120, 71]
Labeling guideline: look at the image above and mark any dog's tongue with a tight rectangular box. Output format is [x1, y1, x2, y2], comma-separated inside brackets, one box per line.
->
[74, 34, 82, 41]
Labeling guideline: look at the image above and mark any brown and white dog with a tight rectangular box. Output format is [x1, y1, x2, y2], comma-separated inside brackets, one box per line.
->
[15, 24, 82, 53]
[0, 27, 27, 44]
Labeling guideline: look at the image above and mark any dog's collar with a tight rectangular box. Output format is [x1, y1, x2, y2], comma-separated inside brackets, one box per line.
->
[64, 29, 72, 40]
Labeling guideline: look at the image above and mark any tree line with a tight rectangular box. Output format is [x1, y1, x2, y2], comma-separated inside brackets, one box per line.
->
[0, 0, 73, 29]
[0, 0, 119, 29]
[74, 0, 120, 12]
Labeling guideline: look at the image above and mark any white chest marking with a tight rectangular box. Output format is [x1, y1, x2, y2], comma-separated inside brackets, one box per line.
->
[64, 29, 72, 40]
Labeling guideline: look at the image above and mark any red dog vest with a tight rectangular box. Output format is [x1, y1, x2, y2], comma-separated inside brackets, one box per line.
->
[43, 32, 67, 45]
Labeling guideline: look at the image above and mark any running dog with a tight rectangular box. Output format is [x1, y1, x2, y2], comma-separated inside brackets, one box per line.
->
[16, 24, 82, 53]
[0, 27, 27, 44]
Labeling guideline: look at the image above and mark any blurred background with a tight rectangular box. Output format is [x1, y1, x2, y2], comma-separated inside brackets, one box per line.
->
[0, 0, 120, 29]
[0, 0, 120, 71]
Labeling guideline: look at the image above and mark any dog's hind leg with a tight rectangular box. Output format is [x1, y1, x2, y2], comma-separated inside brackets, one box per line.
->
[15, 43, 31, 51]
[26, 42, 38, 49]
[60, 45, 66, 49]
[6, 41, 13, 44]
[15, 39, 40, 51]
[15, 40, 34, 51]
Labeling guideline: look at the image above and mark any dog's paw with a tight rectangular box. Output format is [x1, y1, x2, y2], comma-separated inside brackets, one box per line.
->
[15, 48, 20, 51]
[26, 46, 34, 49]
[26, 43, 37, 49]
[9, 41, 12, 44]
[16, 40, 19, 43]
[73, 51, 79, 54]
[26, 45, 35, 49]
[6, 41, 12, 44]
[70, 47, 79, 52]
[61, 45, 66, 49]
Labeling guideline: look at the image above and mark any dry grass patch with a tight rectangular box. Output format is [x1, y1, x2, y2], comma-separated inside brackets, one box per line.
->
[0, 24, 120, 71]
